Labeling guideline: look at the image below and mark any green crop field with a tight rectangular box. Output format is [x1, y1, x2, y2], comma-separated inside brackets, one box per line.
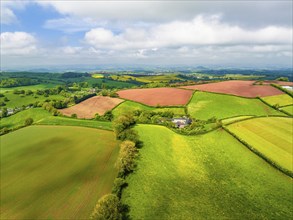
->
[0, 108, 113, 131]
[227, 117, 293, 172]
[112, 100, 186, 118]
[110, 74, 182, 83]
[91, 73, 104, 78]
[221, 115, 255, 125]
[262, 94, 293, 107]
[0, 92, 65, 108]
[280, 105, 293, 115]
[122, 124, 292, 219]
[0, 125, 119, 219]
[187, 91, 283, 120]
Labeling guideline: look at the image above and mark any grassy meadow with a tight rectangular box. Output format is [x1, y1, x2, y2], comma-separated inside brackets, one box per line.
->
[0, 92, 64, 108]
[261, 94, 293, 107]
[122, 124, 292, 219]
[112, 100, 186, 118]
[227, 117, 293, 172]
[0, 108, 113, 131]
[0, 125, 119, 219]
[0, 83, 58, 92]
[187, 91, 283, 120]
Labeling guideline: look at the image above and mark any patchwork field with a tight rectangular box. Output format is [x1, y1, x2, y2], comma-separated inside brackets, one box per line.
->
[112, 100, 185, 118]
[59, 96, 124, 118]
[261, 94, 293, 107]
[117, 88, 193, 106]
[122, 125, 292, 219]
[221, 115, 255, 125]
[0, 126, 119, 219]
[280, 105, 293, 115]
[227, 117, 293, 172]
[181, 80, 284, 97]
[187, 91, 283, 120]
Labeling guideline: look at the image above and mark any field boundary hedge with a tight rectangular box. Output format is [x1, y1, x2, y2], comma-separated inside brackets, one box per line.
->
[223, 126, 293, 178]
[271, 83, 293, 97]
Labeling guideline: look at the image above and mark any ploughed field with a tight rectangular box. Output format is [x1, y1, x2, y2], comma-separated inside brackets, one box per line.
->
[181, 80, 284, 97]
[227, 117, 293, 172]
[122, 125, 293, 219]
[117, 88, 193, 106]
[0, 126, 119, 219]
[59, 96, 124, 118]
[187, 91, 283, 120]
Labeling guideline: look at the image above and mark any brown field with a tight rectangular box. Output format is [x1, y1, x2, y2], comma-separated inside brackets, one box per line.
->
[117, 88, 193, 106]
[181, 80, 284, 97]
[59, 96, 124, 118]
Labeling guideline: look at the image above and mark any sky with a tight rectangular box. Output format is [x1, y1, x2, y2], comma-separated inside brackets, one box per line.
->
[1, 0, 292, 70]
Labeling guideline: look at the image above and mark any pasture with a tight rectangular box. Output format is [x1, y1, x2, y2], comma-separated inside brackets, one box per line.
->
[187, 91, 283, 120]
[59, 96, 124, 118]
[227, 117, 293, 172]
[0, 92, 64, 108]
[181, 80, 284, 97]
[280, 105, 293, 115]
[0, 108, 113, 131]
[117, 88, 193, 106]
[261, 94, 293, 107]
[122, 125, 292, 219]
[0, 83, 58, 92]
[112, 100, 185, 118]
[0, 126, 119, 219]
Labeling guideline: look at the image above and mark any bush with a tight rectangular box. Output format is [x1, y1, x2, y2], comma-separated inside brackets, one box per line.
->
[90, 194, 122, 220]
[117, 129, 139, 143]
[112, 178, 127, 198]
[71, 113, 77, 118]
[25, 118, 34, 126]
[113, 114, 136, 138]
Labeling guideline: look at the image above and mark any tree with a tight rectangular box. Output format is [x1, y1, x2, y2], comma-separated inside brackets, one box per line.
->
[113, 114, 135, 138]
[112, 178, 127, 197]
[117, 129, 139, 143]
[116, 140, 138, 175]
[103, 110, 113, 121]
[1, 107, 8, 117]
[90, 194, 122, 220]
[25, 118, 34, 126]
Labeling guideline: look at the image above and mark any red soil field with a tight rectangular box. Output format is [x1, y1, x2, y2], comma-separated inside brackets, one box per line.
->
[59, 96, 124, 119]
[181, 80, 284, 97]
[117, 88, 193, 106]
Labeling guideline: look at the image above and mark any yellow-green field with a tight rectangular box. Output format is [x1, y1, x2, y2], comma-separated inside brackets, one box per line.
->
[280, 105, 293, 115]
[91, 73, 104, 78]
[221, 115, 255, 125]
[0, 126, 119, 219]
[227, 117, 293, 172]
[262, 94, 293, 107]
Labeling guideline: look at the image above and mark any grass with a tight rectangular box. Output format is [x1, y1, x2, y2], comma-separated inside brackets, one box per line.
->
[112, 100, 186, 118]
[227, 117, 293, 172]
[0, 84, 58, 92]
[110, 74, 182, 83]
[0, 92, 64, 108]
[221, 115, 255, 125]
[0, 108, 113, 131]
[122, 124, 292, 219]
[280, 105, 293, 115]
[91, 74, 104, 78]
[0, 125, 119, 219]
[261, 94, 293, 107]
[187, 91, 283, 120]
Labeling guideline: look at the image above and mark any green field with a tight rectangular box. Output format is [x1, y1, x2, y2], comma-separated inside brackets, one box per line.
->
[0, 84, 58, 92]
[0, 92, 64, 108]
[0, 108, 113, 131]
[110, 74, 182, 83]
[122, 125, 292, 219]
[280, 105, 293, 115]
[227, 117, 293, 172]
[187, 91, 283, 120]
[221, 115, 255, 125]
[262, 94, 293, 107]
[112, 101, 186, 118]
[0, 125, 119, 219]
[91, 73, 104, 78]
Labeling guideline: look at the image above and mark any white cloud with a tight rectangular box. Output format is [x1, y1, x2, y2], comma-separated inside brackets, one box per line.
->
[0, 32, 38, 55]
[84, 15, 292, 51]
[1, 7, 17, 24]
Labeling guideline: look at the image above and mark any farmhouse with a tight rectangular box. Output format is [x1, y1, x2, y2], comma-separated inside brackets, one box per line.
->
[171, 117, 192, 128]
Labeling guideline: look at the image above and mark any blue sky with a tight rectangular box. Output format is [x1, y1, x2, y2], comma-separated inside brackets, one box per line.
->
[1, 1, 292, 69]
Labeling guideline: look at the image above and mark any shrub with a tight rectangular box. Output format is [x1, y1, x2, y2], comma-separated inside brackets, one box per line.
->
[71, 113, 77, 118]
[90, 194, 122, 220]
[25, 118, 34, 126]
[116, 140, 138, 175]
[112, 178, 127, 198]
[117, 129, 139, 143]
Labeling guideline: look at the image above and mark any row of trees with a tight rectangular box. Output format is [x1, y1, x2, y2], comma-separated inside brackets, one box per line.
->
[91, 114, 140, 219]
